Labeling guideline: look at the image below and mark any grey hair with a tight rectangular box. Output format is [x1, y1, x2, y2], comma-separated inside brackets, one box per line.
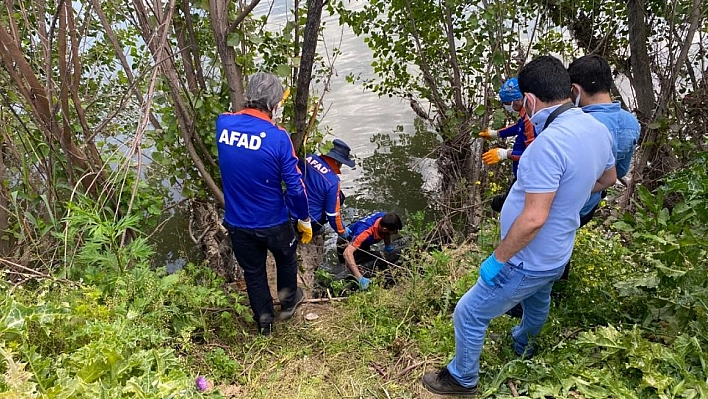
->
[245, 72, 284, 112]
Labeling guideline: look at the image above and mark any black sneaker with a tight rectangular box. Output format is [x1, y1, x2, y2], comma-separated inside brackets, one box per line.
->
[278, 287, 304, 321]
[257, 322, 272, 336]
[421, 367, 478, 396]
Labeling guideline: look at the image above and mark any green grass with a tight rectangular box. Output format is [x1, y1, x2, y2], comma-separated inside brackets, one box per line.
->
[2, 222, 707, 398]
[186, 224, 707, 398]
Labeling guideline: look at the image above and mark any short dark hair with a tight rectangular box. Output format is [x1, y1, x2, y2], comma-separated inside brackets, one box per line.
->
[380, 213, 403, 231]
[567, 55, 613, 95]
[518, 56, 571, 103]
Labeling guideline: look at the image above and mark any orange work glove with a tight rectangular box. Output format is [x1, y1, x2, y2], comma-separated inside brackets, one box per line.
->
[478, 128, 499, 139]
[482, 148, 509, 165]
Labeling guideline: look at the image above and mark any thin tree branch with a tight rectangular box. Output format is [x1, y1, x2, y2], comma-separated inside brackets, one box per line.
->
[443, 0, 464, 113]
[228, 0, 262, 34]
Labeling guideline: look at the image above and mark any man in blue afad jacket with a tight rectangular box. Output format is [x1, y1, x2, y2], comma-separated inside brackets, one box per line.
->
[299, 139, 355, 237]
[217, 72, 312, 336]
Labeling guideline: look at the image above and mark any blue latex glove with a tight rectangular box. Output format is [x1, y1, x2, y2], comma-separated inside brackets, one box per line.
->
[340, 226, 352, 240]
[480, 252, 505, 287]
[358, 276, 371, 290]
[384, 244, 394, 253]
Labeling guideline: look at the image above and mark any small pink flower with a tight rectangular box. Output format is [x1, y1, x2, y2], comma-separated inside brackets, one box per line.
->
[195, 376, 208, 392]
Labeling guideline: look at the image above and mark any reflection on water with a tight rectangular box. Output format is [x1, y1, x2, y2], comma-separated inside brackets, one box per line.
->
[320, 120, 440, 271]
[345, 119, 440, 221]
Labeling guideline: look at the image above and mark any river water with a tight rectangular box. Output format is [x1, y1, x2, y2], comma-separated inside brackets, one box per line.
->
[150, 1, 440, 269]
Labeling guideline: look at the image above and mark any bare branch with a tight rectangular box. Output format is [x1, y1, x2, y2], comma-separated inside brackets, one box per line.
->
[442, 0, 464, 113]
[402, 0, 447, 113]
[228, 0, 262, 34]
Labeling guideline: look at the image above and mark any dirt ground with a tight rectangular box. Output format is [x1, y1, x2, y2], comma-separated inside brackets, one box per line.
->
[264, 234, 325, 305]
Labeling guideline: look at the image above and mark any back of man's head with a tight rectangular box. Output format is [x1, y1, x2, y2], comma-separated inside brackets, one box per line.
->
[518, 56, 571, 103]
[245, 72, 284, 112]
[567, 55, 613, 95]
[380, 213, 403, 231]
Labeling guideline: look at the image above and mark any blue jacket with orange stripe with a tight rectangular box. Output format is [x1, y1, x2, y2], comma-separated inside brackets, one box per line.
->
[216, 108, 309, 229]
[498, 107, 537, 177]
[349, 212, 387, 250]
[299, 154, 346, 235]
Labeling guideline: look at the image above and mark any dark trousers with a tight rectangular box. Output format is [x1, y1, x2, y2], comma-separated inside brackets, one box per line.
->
[559, 200, 602, 281]
[225, 222, 299, 328]
[491, 178, 516, 213]
[336, 238, 377, 272]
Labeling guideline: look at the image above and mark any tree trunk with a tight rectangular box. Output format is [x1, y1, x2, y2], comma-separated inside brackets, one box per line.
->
[209, 0, 261, 112]
[292, 0, 325, 153]
[0, 134, 8, 257]
[627, 0, 656, 120]
[627, 0, 701, 198]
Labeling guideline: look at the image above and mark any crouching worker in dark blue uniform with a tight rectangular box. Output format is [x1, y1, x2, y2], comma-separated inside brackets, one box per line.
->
[299, 139, 355, 237]
[336, 212, 403, 290]
[217, 72, 312, 336]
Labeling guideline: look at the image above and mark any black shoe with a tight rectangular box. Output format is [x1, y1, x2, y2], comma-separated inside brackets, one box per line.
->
[257, 322, 272, 336]
[421, 367, 478, 396]
[506, 303, 523, 318]
[278, 287, 304, 321]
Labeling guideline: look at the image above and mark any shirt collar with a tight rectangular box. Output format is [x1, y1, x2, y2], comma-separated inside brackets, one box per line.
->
[321, 155, 341, 174]
[582, 101, 622, 113]
[372, 219, 383, 240]
[529, 103, 564, 134]
[237, 108, 274, 123]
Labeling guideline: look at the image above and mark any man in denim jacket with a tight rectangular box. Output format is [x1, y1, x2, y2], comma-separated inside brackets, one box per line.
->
[557, 55, 641, 282]
[569, 55, 641, 226]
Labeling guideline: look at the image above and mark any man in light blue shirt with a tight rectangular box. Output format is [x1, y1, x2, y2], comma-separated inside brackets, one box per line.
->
[421, 56, 617, 396]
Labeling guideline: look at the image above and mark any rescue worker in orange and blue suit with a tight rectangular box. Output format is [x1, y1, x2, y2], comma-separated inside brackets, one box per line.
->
[298, 139, 356, 237]
[217, 72, 311, 336]
[479, 77, 537, 212]
[337, 212, 403, 290]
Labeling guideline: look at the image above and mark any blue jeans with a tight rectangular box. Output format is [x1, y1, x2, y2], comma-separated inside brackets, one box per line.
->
[447, 262, 566, 388]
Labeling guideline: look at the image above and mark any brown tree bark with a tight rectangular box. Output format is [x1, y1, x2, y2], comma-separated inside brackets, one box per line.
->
[627, 0, 702, 197]
[131, 0, 225, 206]
[0, 133, 8, 257]
[209, 0, 261, 112]
[626, 0, 656, 122]
[0, 20, 105, 198]
[291, 0, 325, 153]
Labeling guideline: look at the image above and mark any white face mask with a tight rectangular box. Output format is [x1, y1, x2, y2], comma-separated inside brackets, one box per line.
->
[503, 104, 516, 114]
[272, 105, 283, 122]
[523, 94, 538, 119]
[572, 85, 582, 107]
